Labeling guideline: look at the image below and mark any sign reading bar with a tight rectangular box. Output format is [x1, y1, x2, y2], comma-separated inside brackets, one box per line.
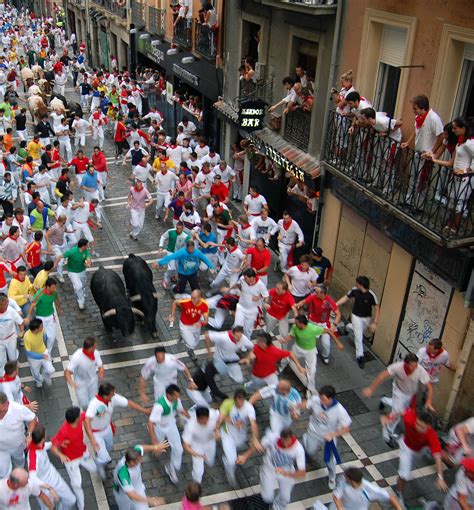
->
[265, 145, 305, 182]
[173, 64, 199, 87]
[238, 100, 266, 132]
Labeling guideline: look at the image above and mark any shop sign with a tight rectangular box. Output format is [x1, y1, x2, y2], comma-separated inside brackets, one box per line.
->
[147, 45, 164, 64]
[238, 100, 265, 132]
[166, 81, 173, 105]
[265, 145, 305, 182]
[173, 64, 199, 87]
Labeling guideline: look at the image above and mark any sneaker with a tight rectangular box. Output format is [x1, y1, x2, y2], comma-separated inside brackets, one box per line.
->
[345, 323, 354, 334]
[78, 302, 85, 310]
[57, 275, 65, 283]
[357, 356, 365, 369]
[164, 463, 178, 484]
[155, 214, 160, 220]
[35, 382, 43, 389]
[162, 280, 169, 290]
[322, 357, 330, 365]
[93, 252, 100, 258]
[328, 477, 336, 490]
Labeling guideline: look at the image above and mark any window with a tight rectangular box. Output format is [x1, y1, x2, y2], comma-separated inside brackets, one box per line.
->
[374, 63, 401, 117]
[242, 21, 261, 63]
[453, 45, 474, 118]
[291, 36, 318, 84]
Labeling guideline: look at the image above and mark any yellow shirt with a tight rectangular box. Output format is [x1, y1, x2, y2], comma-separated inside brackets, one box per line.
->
[33, 270, 50, 291]
[8, 277, 34, 306]
[27, 141, 44, 160]
[152, 157, 175, 173]
[24, 329, 47, 354]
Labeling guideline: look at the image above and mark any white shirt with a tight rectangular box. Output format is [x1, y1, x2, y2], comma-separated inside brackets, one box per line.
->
[223, 247, 244, 271]
[351, 98, 373, 120]
[387, 362, 430, 396]
[85, 393, 128, 431]
[195, 170, 214, 196]
[67, 348, 103, 383]
[417, 347, 450, 383]
[446, 467, 474, 509]
[306, 395, 351, 437]
[236, 223, 256, 251]
[333, 478, 391, 510]
[0, 401, 35, 450]
[140, 354, 186, 387]
[250, 216, 278, 242]
[155, 171, 178, 193]
[209, 330, 253, 362]
[166, 145, 183, 167]
[262, 432, 305, 472]
[0, 375, 23, 404]
[277, 219, 304, 245]
[182, 408, 220, 448]
[238, 275, 269, 309]
[149, 396, 183, 427]
[73, 202, 91, 223]
[244, 194, 267, 216]
[72, 118, 90, 135]
[454, 139, 474, 171]
[201, 153, 221, 167]
[50, 111, 63, 131]
[213, 164, 235, 184]
[373, 113, 402, 142]
[56, 203, 72, 223]
[414, 109, 444, 152]
[206, 201, 228, 218]
[286, 265, 317, 297]
[0, 477, 41, 510]
[222, 400, 256, 443]
[194, 144, 209, 159]
[0, 307, 23, 341]
[178, 120, 196, 136]
[133, 164, 152, 183]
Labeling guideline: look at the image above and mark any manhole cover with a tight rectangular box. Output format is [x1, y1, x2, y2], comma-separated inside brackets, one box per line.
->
[337, 389, 370, 416]
[230, 495, 269, 509]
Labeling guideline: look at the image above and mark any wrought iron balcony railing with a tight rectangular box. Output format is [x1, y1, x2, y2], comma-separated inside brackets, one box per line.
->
[325, 110, 474, 246]
[194, 22, 217, 61]
[283, 109, 311, 151]
[92, 0, 127, 18]
[173, 17, 192, 49]
[131, 0, 145, 28]
[148, 7, 165, 36]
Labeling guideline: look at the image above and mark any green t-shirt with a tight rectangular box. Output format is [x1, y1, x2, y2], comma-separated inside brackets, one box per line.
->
[290, 323, 324, 351]
[33, 288, 56, 317]
[63, 246, 91, 273]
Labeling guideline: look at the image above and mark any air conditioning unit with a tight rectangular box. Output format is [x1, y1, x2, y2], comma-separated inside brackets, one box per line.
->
[151, 40, 161, 46]
[181, 57, 194, 64]
[255, 62, 266, 81]
[139, 33, 150, 40]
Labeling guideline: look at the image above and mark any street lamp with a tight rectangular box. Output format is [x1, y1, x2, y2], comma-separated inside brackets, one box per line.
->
[129, 24, 137, 79]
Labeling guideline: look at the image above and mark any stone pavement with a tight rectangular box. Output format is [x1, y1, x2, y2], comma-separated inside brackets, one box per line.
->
[17, 85, 456, 510]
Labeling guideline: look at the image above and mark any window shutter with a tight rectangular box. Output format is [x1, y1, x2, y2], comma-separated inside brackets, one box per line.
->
[379, 26, 407, 67]
[464, 43, 474, 61]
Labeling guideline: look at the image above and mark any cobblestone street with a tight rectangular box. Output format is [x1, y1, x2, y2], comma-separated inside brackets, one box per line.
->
[14, 85, 458, 510]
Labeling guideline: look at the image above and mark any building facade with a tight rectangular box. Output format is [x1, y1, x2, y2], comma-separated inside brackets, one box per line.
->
[320, 0, 473, 424]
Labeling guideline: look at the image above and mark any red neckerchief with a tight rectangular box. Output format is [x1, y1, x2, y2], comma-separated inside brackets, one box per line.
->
[241, 223, 251, 229]
[283, 220, 292, 231]
[0, 374, 16, 382]
[82, 348, 95, 361]
[427, 348, 444, 359]
[95, 394, 110, 406]
[248, 276, 260, 285]
[297, 264, 308, 273]
[229, 246, 238, 253]
[28, 441, 45, 451]
[133, 185, 143, 193]
[277, 435, 297, 449]
[456, 135, 473, 144]
[403, 363, 415, 376]
[14, 275, 24, 281]
[228, 331, 237, 344]
[43, 288, 54, 296]
[8, 234, 17, 241]
[415, 111, 429, 129]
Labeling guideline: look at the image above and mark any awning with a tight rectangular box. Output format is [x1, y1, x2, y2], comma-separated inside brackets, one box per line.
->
[172, 59, 222, 101]
[248, 127, 321, 181]
[213, 99, 239, 123]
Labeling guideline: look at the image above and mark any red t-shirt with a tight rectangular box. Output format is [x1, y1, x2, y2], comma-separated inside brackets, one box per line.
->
[0, 262, 10, 287]
[26, 242, 41, 268]
[92, 152, 107, 173]
[267, 288, 295, 320]
[210, 183, 229, 203]
[179, 299, 209, 326]
[114, 122, 127, 143]
[51, 413, 87, 461]
[304, 294, 338, 325]
[252, 344, 291, 378]
[69, 156, 89, 174]
[245, 247, 271, 276]
[402, 408, 441, 454]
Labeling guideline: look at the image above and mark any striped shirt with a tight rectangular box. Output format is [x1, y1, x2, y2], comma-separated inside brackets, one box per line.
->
[259, 384, 301, 416]
[0, 180, 17, 201]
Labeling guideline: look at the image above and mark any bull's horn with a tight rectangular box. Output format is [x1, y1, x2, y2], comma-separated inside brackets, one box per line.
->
[102, 308, 117, 317]
[131, 307, 145, 318]
[130, 294, 142, 302]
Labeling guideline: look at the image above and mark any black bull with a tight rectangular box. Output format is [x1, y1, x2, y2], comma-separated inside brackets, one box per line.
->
[122, 254, 158, 337]
[90, 267, 145, 337]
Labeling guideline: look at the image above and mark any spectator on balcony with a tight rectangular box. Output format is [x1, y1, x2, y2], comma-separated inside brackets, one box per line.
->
[301, 88, 313, 113]
[331, 69, 355, 116]
[429, 116, 474, 236]
[401, 95, 444, 209]
[269, 77, 299, 113]
[240, 58, 256, 83]
[202, 2, 218, 29]
[346, 91, 373, 134]
[174, 0, 192, 28]
[283, 83, 303, 115]
[295, 65, 308, 88]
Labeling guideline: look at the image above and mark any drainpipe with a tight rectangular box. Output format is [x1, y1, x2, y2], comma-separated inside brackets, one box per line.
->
[442, 318, 474, 426]
[313, 0, 343, 246]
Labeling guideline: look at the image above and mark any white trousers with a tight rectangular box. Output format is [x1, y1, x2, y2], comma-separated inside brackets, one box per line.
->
[265, 313, 290, 338]
[92, 127, 104, 148]
[0, 336, 18, 376]
[153, 376, 177, 402]
[68, 271, 87, 307]
[245, 372, 279, 393]
[97, 172, 107, 201]
[186, 388, 212, 408]
[351, 314, 371, 359]
[153, 420, 183, 472]
[93, 424, 114, 465]
[114, 487, 148, 510]
[278, 242, 293, 272]
[190, 440, 216, 483]
[74, 133, 86, 147]
[210, 266, 239, 290]
[221, 431, 246, 480]
[398, 438, 430, 481]
[214, 357, 244, 383]
[36, 467, 76, 510]
[233, 303, 258, 339]
[52, 244, 67, 277]
[74, 221, 94, 243]
[292, 344, 317, 392]
[179, 322, 201, 349]
[303, 432, 336, 480]
[75, 376, 99, 410]
[269, 408, 292, 435]
[36, 314, 57, 353]
[311, 322, 331, 360]
[64, 453, 97, 510]
[155, 192, 171, 217]
[381, 386, 414, 440]
[260, 463, 295, 510]
[28, 355, 55, 386]
[0, 443, 25, 478]
[59, 139, 73, 162]
[130, 209, 145, 237]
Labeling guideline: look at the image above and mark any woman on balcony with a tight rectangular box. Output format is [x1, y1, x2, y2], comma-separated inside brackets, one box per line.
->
[429, 116, 474, 236]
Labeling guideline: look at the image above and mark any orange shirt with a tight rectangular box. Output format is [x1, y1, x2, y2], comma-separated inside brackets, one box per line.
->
[3, 134, 13, 152]
[179, 299, 209, 325]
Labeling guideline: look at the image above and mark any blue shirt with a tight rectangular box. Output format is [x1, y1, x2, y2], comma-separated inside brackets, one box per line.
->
[81, 171, 99, 190]
[80, 82, 91, 95]
[158, 247, 213, 275]
[198, 232, 218, 254]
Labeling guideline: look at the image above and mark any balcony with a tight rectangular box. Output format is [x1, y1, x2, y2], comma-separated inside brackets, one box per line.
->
[324, 111, 474, 248]
[260, 0, 337, 14]
[148, 7, 165, 37]
[283, 109, 311, 151]
[91, 0, 126, 19]
[194, 22, 217, 61]
[131, 0, 145, 28]
[173, 17, 192, 49]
